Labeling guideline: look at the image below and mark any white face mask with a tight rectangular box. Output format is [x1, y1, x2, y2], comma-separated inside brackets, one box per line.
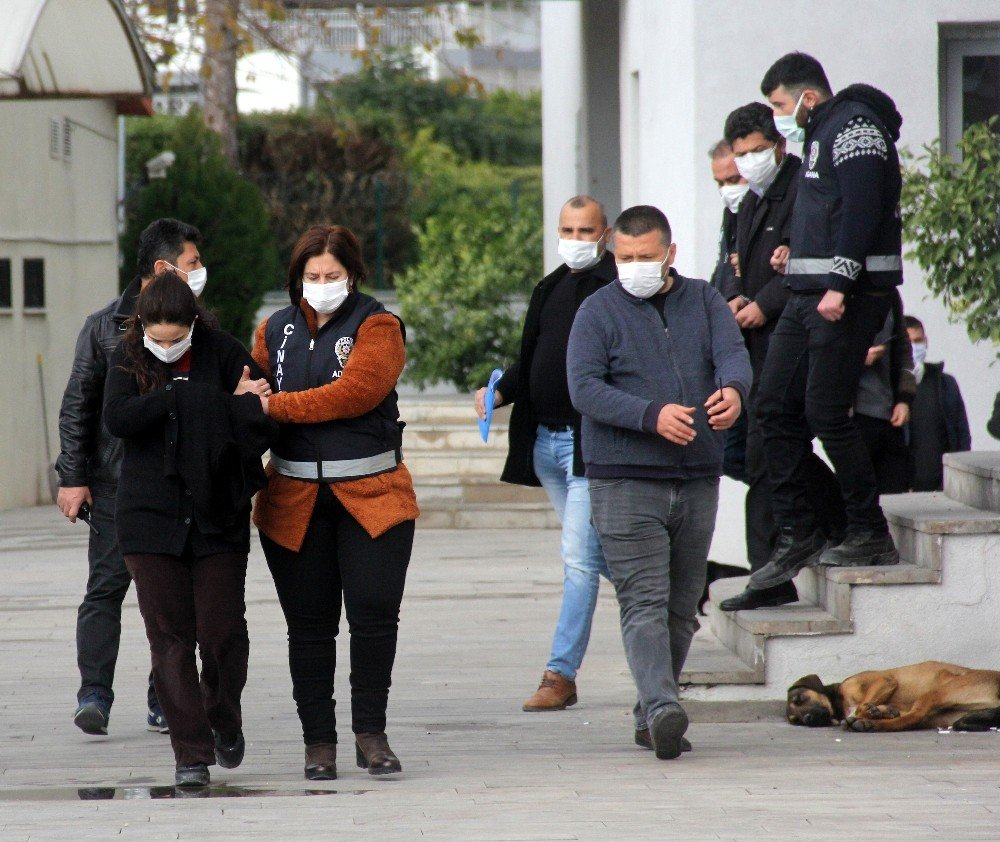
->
[165, 262, 208, 297]
[617, 258, 668, 299]
[911, 341, 928, 383]
[143, 320, 195, 365]
[557, 236, 603, 271]
[735, 147, 780, 192]
[773, 92, 806, 143]
[719, 183, 750, 214]
[302, 279, 350, 314]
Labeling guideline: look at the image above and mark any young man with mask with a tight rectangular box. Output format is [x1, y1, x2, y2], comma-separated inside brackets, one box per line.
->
[903, 315, 971, 491]
[716, 102, 848, 612]
[750, 53, 905, 592]
[56, 217, 205, 735]
[567, 205, 751, 759]
[475, 195, 615, 712]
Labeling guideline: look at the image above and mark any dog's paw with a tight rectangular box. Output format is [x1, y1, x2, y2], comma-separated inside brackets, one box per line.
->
[848, 717, 876, 732]
[862, 703, 900, 720]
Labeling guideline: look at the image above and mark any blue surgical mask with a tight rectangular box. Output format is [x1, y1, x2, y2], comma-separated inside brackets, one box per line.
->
[774, 92, 806, 143]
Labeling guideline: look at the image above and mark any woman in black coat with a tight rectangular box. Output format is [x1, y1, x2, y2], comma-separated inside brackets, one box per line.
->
[104, 272, 277, 788]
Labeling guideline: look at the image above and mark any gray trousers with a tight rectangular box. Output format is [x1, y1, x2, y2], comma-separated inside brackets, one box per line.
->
[589, 476, 720, 729]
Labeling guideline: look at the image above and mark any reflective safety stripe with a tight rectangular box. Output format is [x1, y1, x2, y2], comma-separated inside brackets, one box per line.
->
[271, 449, 401, 481]
[787, 255, 903, 275]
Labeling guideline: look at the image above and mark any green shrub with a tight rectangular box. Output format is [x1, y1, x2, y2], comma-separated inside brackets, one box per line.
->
[121, 111, 281, 344]
[901, 118, 1000, 353]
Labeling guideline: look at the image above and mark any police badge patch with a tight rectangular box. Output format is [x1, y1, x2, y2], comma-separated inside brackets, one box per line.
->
[335, 336, 354, 368]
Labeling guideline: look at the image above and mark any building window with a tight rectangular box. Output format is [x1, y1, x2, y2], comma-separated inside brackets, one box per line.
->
[0, 259, 11, 309]
[23, 258, 45, 310]
[942, 26, 1000, 157]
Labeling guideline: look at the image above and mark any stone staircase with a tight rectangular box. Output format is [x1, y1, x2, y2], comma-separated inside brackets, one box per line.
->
[399, 396, 558, 529]
[688, 451, 1000, 702]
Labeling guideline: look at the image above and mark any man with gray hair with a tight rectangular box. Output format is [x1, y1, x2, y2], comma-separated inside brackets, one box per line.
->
[475, 195, 615, 712]
[567, 205, 752, 759]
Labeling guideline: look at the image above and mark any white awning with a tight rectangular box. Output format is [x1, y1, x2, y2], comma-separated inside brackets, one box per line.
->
[0, 0, 154, 105]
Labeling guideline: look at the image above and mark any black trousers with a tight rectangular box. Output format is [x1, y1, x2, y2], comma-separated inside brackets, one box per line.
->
[125, 548, 249, 768]
[744, 399, 847, 573]
[261, 485, 414, 745]
[854, 413, 909, 495]
[76, 492, 158, 709]
[758, 291, 893, 534]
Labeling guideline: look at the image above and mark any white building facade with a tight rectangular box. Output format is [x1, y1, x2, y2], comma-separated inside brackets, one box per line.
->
[0, 0, 153, 509]
[541, 0, 1000, 563]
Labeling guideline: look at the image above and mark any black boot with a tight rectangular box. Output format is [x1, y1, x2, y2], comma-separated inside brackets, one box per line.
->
[818, 529, 899, 567]
[719, 580, 798, 611]
[748, 528, 826, 590]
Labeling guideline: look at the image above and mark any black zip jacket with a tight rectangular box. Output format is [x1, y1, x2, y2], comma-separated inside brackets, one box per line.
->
[496, 250, 616, 485]
[104, 325, 277, 556]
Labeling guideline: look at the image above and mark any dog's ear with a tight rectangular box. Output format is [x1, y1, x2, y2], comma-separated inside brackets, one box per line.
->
[788, 674, 825, 697]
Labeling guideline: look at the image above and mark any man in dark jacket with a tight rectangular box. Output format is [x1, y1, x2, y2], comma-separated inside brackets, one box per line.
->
[474, 195, 614, 712]
[904, 315, 972, 490]
[717, 102, 847, 612]
[567, 205, 751, 759]
[56, 218, 204, 735]
[751, 53, 904, 592]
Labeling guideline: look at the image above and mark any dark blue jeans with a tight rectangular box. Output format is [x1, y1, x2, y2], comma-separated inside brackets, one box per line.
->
[757, 291, 893, 533]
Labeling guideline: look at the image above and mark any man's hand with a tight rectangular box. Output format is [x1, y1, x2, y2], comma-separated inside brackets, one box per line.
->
[656, 404, 697, 445]
[865, 344, 887, 367]
[706, 387, 742, 431]
[234, 365, 271, 397]
[57, 486, 92, 522]
[817, 289, 846, 322]
[728, 297, 745, 316]
[735, 301, 767, 329]
[474, 387, 503, 421]
[770, 245, 790, 274]
[729, 253, 741, 278]
[890, 402, 909, 427]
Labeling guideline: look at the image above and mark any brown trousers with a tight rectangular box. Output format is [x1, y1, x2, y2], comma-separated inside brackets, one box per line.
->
[125, 549, 249, 768]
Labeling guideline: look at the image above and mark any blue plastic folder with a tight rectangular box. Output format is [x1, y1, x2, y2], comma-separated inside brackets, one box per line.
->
[478, 368, 504, 443]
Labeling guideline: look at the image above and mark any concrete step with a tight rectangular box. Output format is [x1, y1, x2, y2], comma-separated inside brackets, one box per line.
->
[413, 476, 548, 506]
[943, 451, 1000, 514]
[405, 423, 510, 451]
[405, 450, 508, 478]
[417, 502, 560, 529]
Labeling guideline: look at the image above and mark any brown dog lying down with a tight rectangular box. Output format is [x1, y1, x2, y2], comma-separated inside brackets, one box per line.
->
[786, 661, 1000, 732]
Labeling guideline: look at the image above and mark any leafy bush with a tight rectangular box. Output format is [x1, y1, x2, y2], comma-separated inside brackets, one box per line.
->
[396, 135, 542, 389]
[121, 111, 281, 344]
[901, 118, 1000, 353]
[318, 60, 541, 167]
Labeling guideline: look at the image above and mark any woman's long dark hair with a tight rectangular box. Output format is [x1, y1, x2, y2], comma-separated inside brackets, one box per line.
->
[120, 270, 208, 394]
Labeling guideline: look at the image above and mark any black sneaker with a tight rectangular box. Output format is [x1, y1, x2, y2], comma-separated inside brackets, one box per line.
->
[146, 702, 169, 734]
[74, 693, 111, 735]
[719, 581, 798, 611]
[175, 763, 210, 787]
[748, 529, 827, 590]
[818, 530, 899, 567]
[213, 729, 245, 769]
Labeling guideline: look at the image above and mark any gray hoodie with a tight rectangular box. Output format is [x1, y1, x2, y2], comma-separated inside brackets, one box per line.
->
[567, 271, 752, 480]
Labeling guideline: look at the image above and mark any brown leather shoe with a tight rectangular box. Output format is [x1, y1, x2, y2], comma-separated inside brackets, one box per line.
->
[521, 670, 578, 712]
[355, 732, 401, 775]
[304, 743, 337, 780]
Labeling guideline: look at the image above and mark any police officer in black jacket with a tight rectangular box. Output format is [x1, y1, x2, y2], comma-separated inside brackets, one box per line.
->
[750, 52, 903, 591]
[55, 218, 204, 736]
[717, 102, 846, 612]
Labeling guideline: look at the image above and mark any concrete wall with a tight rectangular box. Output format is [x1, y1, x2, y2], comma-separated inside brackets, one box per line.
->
[0, 99, 120, 510]
[542, 0, 1000, 566]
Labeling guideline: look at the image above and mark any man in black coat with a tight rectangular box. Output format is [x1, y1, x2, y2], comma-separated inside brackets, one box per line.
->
[55, 218, 204, 735]
[717, 102, 846, 612]
[474, 195, 614, 712]
[750, 53, 904, 592]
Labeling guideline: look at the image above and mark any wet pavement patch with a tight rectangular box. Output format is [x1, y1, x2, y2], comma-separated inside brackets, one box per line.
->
[0, 786, 371, 801]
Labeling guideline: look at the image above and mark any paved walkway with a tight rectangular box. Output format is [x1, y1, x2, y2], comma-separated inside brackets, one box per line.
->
[0, 505, 997, 840]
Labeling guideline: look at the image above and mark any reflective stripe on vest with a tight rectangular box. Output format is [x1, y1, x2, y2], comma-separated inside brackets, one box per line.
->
[270, 449, 401, 481]
[787, 255, 903, 275]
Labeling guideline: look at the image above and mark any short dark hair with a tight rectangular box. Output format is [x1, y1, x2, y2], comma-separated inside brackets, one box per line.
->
[287, 224, 366, 304]
[708, 139, 732, 159]
[613, 205, 671, 246]
[760, 52, 832, 98]
[724, 102, 782, 146]
[903, 315, 925, 332]
[563, 195, 608, 228]
[136, 218, 201, 279]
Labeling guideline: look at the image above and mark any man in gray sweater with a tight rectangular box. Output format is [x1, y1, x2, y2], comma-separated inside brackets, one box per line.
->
[567, 205, 752, 760]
